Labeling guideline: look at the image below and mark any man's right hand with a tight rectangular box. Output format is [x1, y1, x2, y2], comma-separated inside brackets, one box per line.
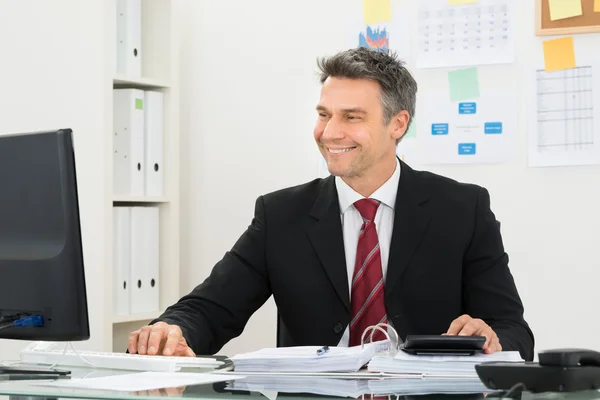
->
[128, 321, 195, 357]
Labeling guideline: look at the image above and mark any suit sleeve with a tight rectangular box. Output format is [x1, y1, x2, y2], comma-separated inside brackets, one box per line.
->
[462, 188, 535, 361]
[152, 196, 272, 355]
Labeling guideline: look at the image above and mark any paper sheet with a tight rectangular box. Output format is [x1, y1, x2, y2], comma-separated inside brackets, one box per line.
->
[417, 0, 515, 68]
[448, 67, 481, 101]
[543, 37, 576, 72]
[362, 0, 392, 25]
[37, 372, 245, 392]
[595, 0, 600, 12]
[548, 0, 582, 21]
[529, 62, 600, 167]
[418, 92, 516, 164]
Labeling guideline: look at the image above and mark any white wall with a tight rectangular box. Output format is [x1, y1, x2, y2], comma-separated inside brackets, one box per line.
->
[0, 0, 111, 362]
[178, 0, 600, 357]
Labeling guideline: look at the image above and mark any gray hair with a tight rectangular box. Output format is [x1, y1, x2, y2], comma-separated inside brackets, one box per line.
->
[316, 47, 417, 143]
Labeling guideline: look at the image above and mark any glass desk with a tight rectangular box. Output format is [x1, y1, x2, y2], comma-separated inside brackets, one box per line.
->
[1, 365, 600, 400]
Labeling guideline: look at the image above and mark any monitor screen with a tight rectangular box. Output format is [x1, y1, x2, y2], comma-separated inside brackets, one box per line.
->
[0, 129, 89, 341]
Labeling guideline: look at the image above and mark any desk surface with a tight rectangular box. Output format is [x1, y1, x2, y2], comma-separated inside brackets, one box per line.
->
[1, 366, 600, 400]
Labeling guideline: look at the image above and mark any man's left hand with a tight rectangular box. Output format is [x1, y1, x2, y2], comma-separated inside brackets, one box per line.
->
[445, 314, 502, 354]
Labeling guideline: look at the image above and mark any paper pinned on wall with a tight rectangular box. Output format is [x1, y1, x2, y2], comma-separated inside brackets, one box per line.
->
[448, 0, 478, 5]
[448, 67, 481, 101]
[530, 64, 600, 167]
[416, 0, 515, 69]
[595, 0, 600, 12]
[418, 92, 517, 165]
[362, 0, 392, 25]
[548, 0, 583, 21]
[542, 37, 576, 72]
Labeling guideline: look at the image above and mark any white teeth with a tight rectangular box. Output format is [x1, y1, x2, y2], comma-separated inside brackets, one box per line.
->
[329, 148, 355, 154]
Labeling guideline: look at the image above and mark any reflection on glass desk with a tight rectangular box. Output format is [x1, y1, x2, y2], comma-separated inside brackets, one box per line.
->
[2, 365, 600, 400]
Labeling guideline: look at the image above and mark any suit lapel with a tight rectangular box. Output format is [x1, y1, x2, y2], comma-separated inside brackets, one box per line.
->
[306, 177, 350, 312]
[385, 160, 431, 300]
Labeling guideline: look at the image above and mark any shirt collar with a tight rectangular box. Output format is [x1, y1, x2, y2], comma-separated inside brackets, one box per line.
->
[335, 157, 401, 214]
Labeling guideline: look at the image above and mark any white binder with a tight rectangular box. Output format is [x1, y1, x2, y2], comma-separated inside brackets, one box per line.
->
[129, 207, 159, 314]
[116, 0, 142, 78]
[144, 90, 164, 196]
[113, 207, 131, 316]
[114, 88, 145, 197]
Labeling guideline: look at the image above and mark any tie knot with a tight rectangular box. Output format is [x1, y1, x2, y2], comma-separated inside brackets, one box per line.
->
[354, 198, 380, 222]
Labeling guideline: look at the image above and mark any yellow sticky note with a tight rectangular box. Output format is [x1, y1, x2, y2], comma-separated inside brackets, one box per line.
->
[449, 0, 477, 5]
[595, 0, 600, 12]
[548, 0, 583, 21]
[363, 0, 392, 25]
[543, 37, 576, 72]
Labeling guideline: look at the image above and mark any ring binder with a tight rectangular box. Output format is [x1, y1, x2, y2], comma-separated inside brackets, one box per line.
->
[360, 323, 400, 356]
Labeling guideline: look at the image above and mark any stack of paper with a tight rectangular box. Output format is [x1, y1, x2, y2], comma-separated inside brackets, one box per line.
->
[368, 376, 495, 396]
[368, 350, 523, 377]
[227, 376, 369, 398]
[230, 341, 387, 373]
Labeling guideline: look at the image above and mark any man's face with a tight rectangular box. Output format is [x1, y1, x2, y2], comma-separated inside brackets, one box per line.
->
[313, 77, 402, 180]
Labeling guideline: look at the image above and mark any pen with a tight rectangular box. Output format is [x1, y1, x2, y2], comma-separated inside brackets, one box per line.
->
[316, 345, 330, 356]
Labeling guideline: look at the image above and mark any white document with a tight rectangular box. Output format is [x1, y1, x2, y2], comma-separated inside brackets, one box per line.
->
[230, 341, 388, 373]
[129, 207, 159, 314]
[529, 63, 600, 167]
[113, 206, 131, 316]
[417, 0, 515, 69]
[113, 89, 145, 196]
[144, 90, 164, 196]
[368, 350, 523, 377]
[418, 92, 517, 164]
[116, 0, 142, 77]
[38, 372, 244, 392]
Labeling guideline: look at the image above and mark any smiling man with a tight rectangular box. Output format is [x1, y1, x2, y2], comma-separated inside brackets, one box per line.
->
[128, 47, 535, 362]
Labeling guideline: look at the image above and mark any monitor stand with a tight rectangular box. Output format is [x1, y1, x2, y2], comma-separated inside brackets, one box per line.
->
[0, 365, 70, 381]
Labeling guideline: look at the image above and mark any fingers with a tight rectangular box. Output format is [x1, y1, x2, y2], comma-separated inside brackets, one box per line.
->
[136, 322, 168, 355]
[128, 329, 141, 354]
[147, 325, 168, 356]
[484, 335, 502, 354]
[446, 314, 472, 335]
[162, 326, 183, 356]
[183, 345, 196, 357]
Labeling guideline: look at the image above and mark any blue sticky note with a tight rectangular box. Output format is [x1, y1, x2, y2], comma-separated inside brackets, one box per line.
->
[448, 67, 480, 102]
[431, 123, 449, 135]
[484, 122, 503, 134]
[458, 102, 477, 114]
[458, 143, 476, 155]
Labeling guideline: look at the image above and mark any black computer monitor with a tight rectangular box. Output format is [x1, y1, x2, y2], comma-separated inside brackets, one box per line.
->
[0, 129, 89, 368]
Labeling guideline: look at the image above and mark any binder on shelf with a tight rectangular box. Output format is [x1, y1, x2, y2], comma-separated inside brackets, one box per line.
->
[116, 0, 142, 78]
[144, 90, 164, 197]
[129, 206, 159, 314]
[114, 88, 145, 197]
[113, 206, 131, 316]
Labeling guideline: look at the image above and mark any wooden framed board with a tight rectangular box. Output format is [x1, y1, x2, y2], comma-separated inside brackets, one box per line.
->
[536, 0, 600, 36]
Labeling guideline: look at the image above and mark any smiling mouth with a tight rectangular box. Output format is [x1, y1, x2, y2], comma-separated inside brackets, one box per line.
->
[327, 147, 356, 154]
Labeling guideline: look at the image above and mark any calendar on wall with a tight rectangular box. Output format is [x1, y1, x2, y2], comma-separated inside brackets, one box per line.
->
[417, 0, 515, 69]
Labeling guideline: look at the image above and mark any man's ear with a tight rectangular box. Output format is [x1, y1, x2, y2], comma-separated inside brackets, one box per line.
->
[390, 110, 410, 142]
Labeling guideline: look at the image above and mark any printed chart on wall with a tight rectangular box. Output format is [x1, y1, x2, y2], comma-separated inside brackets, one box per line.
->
[419, 92, 517, 164]
[417, 0, 515, 68]
[351, 0, 412, 62]
[529, 61, 600, 167]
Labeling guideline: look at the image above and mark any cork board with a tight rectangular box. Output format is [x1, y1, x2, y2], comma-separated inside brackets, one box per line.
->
[536, 0, 600, 36]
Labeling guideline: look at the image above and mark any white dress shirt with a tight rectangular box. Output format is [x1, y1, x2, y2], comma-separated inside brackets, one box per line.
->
[335, 158, 401, 347]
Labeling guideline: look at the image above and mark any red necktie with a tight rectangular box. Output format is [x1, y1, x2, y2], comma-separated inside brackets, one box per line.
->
[349, 198, 387, 347]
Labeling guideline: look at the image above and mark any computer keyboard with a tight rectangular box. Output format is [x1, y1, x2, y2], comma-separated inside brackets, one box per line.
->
[20, 342, 224, 372]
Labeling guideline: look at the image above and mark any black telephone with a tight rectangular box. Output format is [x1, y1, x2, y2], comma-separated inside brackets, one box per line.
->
[476, 348, 600, 393]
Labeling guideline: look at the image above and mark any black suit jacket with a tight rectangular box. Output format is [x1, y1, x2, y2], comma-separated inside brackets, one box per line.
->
[156, 160, 534, 361]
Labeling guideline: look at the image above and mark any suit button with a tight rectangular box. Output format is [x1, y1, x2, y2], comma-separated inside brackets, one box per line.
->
[333, 323, 343, 334]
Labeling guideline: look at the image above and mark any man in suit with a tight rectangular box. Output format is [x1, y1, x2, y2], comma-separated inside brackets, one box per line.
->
[128, 47, 534, 361]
